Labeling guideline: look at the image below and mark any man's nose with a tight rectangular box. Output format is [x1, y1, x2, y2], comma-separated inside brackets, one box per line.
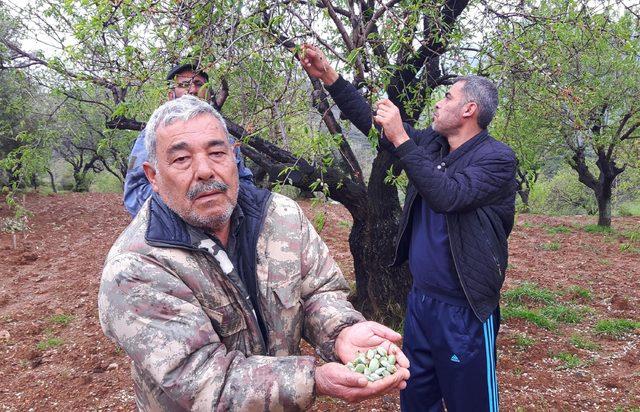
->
[188, 83, 200, 95]
[193, 154, 216, 180]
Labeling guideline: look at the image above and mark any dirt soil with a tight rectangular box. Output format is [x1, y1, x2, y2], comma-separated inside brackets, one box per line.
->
[0, 192, 639, 411]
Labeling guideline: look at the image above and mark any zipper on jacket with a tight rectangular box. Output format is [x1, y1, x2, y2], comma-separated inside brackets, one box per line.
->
[477, 217, 503, 280]
[202, 251, 268, 354]
[248, 192, 273, 352]
[391, 189, 417, 267]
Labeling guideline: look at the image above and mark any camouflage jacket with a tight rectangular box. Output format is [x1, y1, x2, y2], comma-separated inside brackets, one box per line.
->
[99, 187, 364, 411]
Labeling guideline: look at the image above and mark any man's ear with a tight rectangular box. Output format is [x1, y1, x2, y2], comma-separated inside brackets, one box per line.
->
[167, 90, 176, 100]
[143, 162, 160, 193]
[462, 101, 478, 120]
[231, 141, 241, 160]
[198, 84, 211, 101]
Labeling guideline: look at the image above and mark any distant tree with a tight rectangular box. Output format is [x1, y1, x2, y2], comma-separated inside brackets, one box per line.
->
[48, 86, 135, 191]
[0, 0, 145, 192]
[0, 7, 48, 191]
[487, 0, 640, 226]
[491, 84, 559, 212]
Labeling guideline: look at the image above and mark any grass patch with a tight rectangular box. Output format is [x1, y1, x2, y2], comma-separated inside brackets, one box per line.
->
[89, 172, 122, 193]
[519, 221, 535, 229]
[338, 220, 352, 229]
[569, 334, 601, 351]
[540, 304, 585, 324]
[619, 243, 640, 253]
[583, 224, 614, 234]
[49, 314, 73, 326]
[541, 241, 561, 251]
[618, 201, 640, 217]
[614, 407, 640, 412]
[563, 285, 592, 301]
[501, 284, 592, 330]
[502, 305, 556, 330]
[36, 337, 64, 351]
[621, 229, 640, 242]
[595, 318, 640, 338]
[546, 225, 572, 234]
[503, 282, 556, 305]
[513, 333, 536, 349]
[553, 352, 582, 369]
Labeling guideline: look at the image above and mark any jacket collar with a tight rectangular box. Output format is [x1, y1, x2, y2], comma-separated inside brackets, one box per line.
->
[441, 129, 490, 165]
[145, 182, 270, 250]
[146, 192, 195, 249]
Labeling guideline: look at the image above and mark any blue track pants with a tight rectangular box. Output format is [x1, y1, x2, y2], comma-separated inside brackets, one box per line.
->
[400, 286, 500, 412]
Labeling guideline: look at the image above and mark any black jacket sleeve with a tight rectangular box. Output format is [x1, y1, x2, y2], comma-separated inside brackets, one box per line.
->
[325, 76, 396, 151]
[325, 76, 442, 152]
[324, 76, 372, 136]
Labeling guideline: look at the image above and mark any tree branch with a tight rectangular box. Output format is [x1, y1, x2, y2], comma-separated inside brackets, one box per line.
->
[320, 0, 367, 81]
[362, 0, 403, 38]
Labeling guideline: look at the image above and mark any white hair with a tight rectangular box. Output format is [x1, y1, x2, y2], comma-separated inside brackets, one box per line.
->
[145, 95, 230, 166]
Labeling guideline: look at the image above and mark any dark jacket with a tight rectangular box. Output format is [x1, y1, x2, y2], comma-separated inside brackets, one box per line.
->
[326, 76, 518, 321]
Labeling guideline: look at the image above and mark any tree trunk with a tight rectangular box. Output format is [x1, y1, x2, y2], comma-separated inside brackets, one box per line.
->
[570, 147, 622, 228]
[596, 193, 611, 227]
[350, 151, 412, 328]
[47, 170, 58, 193]
[73, 171, 91, 192]
[518, 189, 530, 213]
[516, 167, 533, 213]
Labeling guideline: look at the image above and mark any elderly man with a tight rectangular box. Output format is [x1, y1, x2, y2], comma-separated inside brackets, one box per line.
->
[123, 63, 254, 216]
[300, 44, 517, 412]
[99, 95, 410, 411]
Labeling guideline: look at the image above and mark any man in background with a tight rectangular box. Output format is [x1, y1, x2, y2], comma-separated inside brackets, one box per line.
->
[300, 44, 517, 412]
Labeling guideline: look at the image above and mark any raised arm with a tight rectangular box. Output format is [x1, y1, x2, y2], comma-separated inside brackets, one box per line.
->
[299, 44, 376, 138]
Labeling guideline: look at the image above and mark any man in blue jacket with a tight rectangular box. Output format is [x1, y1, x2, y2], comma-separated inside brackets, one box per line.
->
[123, 63, 253, 216]
[299, 44, 517, 412]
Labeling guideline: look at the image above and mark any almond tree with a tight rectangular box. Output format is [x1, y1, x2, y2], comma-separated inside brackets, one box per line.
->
[188, 0, 472, 323]
[486, 0, 640, 226]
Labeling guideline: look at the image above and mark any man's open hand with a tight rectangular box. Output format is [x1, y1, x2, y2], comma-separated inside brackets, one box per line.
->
[315, 361, 410, 403]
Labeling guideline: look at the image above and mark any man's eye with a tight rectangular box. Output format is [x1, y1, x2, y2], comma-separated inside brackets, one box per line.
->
[210, 151, 225, 157]
[173, 156, 189, 163]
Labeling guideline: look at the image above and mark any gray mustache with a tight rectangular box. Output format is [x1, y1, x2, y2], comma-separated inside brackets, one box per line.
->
[187, 180, 229, 200]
